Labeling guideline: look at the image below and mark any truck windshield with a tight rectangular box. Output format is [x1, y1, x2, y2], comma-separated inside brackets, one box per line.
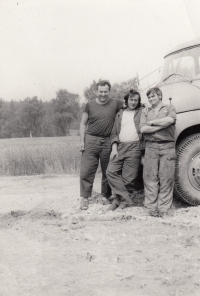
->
[159, 46, 200, 85]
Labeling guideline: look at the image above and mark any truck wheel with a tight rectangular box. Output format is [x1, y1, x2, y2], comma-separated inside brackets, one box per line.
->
[174, 134, 200, 205]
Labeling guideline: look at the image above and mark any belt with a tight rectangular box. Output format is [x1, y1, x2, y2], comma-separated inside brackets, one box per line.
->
[86, 134, 109, 138]
[148, 140, 174, 144]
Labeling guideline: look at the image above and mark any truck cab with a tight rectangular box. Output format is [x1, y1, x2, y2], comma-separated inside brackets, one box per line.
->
[155, 38, 200, 205]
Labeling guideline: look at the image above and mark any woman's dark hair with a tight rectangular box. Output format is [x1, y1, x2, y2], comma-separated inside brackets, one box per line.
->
[124, 89, 141, 109]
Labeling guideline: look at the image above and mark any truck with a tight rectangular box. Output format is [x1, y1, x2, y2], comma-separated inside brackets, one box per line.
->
[145, 38, 200, 206]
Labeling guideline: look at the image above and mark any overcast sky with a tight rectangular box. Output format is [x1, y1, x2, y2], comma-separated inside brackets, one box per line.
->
[0, 0, 199, 101]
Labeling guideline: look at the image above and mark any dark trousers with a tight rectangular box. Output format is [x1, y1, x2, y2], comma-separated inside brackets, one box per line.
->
[106, 142, 142, 205]
[80, 134, 112, 198]
[143, 141, 175, 212]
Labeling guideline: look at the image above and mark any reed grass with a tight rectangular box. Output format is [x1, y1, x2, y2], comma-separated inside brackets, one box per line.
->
[0, 136, 81, 176]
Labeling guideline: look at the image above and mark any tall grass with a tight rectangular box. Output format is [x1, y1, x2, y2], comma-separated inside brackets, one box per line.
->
[0, 137, 81, 176]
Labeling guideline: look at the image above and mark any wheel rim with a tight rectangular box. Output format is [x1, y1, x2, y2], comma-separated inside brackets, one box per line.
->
[188, 152, 200, 191]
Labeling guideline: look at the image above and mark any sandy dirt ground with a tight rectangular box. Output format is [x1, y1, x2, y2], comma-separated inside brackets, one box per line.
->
[0, 174, 200, 296]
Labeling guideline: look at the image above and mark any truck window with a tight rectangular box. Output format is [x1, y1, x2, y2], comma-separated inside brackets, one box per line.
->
[178, 56, 195, 78]
[159, 46, 200, 85]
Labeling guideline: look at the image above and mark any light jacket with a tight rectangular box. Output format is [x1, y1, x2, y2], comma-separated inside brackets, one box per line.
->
[110, 107, 144, 150]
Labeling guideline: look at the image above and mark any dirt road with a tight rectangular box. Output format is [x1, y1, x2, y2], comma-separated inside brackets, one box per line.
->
[0, 174, 200, 296]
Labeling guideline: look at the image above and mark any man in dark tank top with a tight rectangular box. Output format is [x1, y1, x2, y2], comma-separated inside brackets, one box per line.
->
[79, 80, 123, 210]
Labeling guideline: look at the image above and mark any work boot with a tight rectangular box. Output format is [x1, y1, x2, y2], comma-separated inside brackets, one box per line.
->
[117, 193, 133, 210]
[106, 203, 118, 211]
[158, 209, 174, 218]
[80, 197, 89, 210]
[106, 197, 120, 211]
[118, 202, 133, 210]
[106, 195, 121, 212]
[148, 210, 159, 217]
[101, 196, 111, 205]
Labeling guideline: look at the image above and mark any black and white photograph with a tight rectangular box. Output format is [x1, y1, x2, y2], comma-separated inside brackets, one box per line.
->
[0, 0, 200, 295]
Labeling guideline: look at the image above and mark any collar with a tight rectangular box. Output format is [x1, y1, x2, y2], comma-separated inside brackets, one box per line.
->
[148, 101, 167, 111]
[117, 106, 142, 117]
[95, 98, 110, 105]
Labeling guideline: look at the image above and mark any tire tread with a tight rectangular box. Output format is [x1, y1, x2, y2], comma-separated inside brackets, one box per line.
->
[175, 134, 200, 206]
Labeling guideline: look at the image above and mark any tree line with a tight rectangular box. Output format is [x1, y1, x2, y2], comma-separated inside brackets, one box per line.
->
[0, 89, 81, 138]
[84, 78, 138, 101]
[0, 78, 138, 139]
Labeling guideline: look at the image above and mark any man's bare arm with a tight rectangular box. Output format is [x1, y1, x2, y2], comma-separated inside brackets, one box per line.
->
[80, 112, 88, 151]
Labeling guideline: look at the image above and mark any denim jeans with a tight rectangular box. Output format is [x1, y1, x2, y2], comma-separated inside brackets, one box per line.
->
[143, 141, 176, 212]
[80, 134, 112, 198]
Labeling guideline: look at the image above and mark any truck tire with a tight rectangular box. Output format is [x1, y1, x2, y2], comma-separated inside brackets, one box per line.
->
[174, 134, 200, 205]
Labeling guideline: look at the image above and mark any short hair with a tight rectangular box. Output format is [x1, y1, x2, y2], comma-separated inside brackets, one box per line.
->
[97, 80, 111, 91]
[124, 89, 141, 109]
[146, 87, 162, 100]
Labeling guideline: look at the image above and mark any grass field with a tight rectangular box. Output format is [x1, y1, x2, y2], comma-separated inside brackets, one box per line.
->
[0, 136, 81, 176]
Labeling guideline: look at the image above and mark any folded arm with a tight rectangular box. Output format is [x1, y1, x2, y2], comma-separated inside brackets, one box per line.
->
[140, 125, 164, 134]
[146, 116, 175, 127]
[140, 104, 176, 134]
